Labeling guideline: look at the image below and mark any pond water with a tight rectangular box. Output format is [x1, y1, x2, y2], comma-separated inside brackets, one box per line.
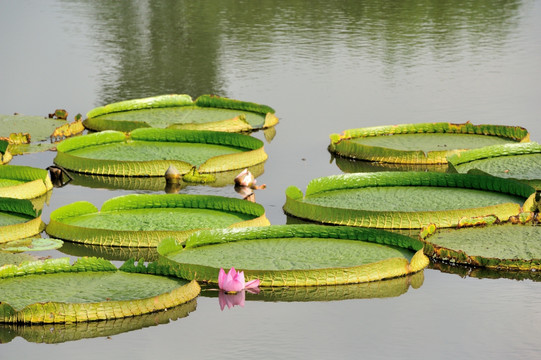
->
[1, 0, 541, 358]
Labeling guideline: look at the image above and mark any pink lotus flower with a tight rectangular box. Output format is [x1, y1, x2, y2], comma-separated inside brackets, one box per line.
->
[218, 267, 260, 293]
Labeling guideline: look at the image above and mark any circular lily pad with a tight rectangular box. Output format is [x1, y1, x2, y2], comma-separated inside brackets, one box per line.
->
[54, 128, 268, 177]
[0, 257, 200, 324]
[157, 224, 429, 286]
[422, 222, 541, 270]
[0, 165, 53, 200]
[448, 142, 541, 190]
[84, 94, 278, 133]
[329, 122, 529, 164]
[46, 193, 270, 247]
[0, 197, 44, 243]
[283, 172, 536, 229]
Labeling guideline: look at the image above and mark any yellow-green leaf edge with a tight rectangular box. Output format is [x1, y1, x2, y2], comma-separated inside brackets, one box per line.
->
[0, 165, 53, 199]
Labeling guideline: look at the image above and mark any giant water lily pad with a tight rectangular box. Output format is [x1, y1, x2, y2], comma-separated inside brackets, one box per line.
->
[54, 128, 268, 178]
[283, 172, 536, 229]
[448, 142, 541, 190]
[329, 122, 529, 164]
[84, 94, 278, 133]
[0, 197, 44, 243]
[0, 299, 196, 343]
[0, 257, 200, 324]
[422, 222, 541, 270]
[155, 224, 429, 286]
[46, 193, 270, 247]
[0, 165, 53, 200]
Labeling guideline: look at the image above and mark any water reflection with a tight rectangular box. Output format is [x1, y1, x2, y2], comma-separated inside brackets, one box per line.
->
[202, 270, 424, 303]
[430, 261, 541, 282]
[64, 0, 523, 104]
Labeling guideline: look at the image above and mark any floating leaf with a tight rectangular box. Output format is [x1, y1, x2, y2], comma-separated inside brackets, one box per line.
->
[0, 257, 200, 324]
[422, 222, 541, 270]
[329, 122, 529, 164]
[448, 142, 541, 190]
[0, 251, 36, 267]
[54, 128, 268, 177]
[59, 241, 160, 262]
[46, 193, 270, 247]
[156, 224, 429, 286]
[84, 94, 278, 133]
[283, 172, 536, 229]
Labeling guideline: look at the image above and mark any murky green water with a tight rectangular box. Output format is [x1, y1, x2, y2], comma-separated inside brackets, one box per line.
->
[1, 0, 541, 358]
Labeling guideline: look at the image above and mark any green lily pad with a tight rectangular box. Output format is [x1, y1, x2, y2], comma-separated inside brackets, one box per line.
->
[284, 172, 536, 229]
[155, 224, 429, 286]
[0, 165, 53, 200]
[448, 142, 541, 190]
[329, 122, 529, 164]
[0, 257, 200, 324]
[84, 94, 278, 133]
[54, 128, 268, 177]
[0, 197, 44, 243]
[0, 299, 196, 344]
[422, 222, 541, 270]
[46, 193, 270, 247]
